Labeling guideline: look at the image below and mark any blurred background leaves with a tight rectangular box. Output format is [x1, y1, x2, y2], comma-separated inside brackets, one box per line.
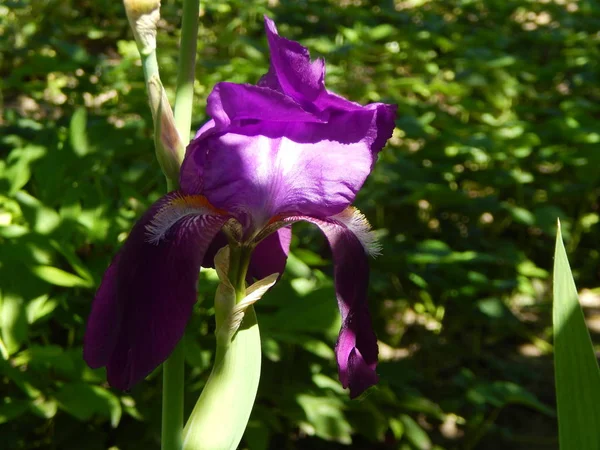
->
[1, 0, 599, 448]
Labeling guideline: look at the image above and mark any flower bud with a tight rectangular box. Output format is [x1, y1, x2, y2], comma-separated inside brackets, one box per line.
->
[147, 76, 184, 182]
[123, 0, 160, 55]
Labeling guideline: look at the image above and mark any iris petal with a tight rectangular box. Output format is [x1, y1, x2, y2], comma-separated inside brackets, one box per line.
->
[83, 255, 121, 369]
[180, 17, 396, 230]
[260, 16, 325, 105]
[83, 192, 228, 389]
[248, 226, 292, 281]
[207, 82, 325, 129]
[280, 208, 379, 398]
[184, 105, 387, 226]
[201, 226, 291, 282]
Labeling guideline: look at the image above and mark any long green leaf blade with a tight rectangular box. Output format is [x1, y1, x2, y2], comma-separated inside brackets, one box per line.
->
[553, 220, 600, 450]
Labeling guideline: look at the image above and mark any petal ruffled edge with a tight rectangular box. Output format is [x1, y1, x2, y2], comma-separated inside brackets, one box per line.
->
[83, 192, 228, 389]
[206, 82, 325, 129]
[260, 16, 325, 105]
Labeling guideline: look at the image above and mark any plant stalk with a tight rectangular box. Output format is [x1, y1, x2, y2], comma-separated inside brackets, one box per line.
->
[161, 0, 200, 448]
[162, 340, 185, 450]
[182, 246, 262, 450]
[173, 0, 200, 143]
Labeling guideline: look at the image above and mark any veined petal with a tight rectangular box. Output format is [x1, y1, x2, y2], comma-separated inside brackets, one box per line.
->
[181, 18, 397, 230]
[83, 192, 228, 390]
[207, 82, 325, 129]
[186, 106, 387, 225]
[328, 207, 381, 257]
[280, 207, 379, 398]
[145, 192, 227, 244]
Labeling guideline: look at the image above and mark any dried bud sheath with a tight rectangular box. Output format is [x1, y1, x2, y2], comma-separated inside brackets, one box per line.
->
[123, 0, 161, 55]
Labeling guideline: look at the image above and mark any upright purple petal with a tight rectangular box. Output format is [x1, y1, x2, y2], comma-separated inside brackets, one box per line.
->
[259, 16, 325, 105]
[181, 17, 396, 229]
[83, 192, 227, 389]
[183, 103, 394, 227]
[281, 209, 379, 398]
[206, 82, 325, 129]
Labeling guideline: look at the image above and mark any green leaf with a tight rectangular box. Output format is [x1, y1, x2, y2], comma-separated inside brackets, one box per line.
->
[297, 394, 352, 444]
[56, 382, 122, 427]
[467, 381, 554, 416]
[50, 240, 94, 284]
[13, 191, 61, 235]
[397, 395, 446, 420]
[3, 145, 46, 195]
[30, 397, 58, 419]
[389, 417, 404, 440]
[0, 399, 30, 424]
[400, 414, 431, 450]
[369, 24, 394, 40]
[26, 295, 59, 324]
[260, 285, 340, 338]
[31, 265, 93, 288]
[13, 345, 76, 378]
[553, 220, 600, 450]
[0, 291, 28, 356]
[243, 420, 270, 450]
[69, 107, 90, 152]
[285, 252, 312, 278]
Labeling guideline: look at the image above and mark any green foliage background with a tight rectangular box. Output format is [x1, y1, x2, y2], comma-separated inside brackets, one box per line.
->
[1, 0, 599, 448]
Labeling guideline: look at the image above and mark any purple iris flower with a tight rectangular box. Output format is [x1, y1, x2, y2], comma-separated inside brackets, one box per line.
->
[84, 17, 396, 398]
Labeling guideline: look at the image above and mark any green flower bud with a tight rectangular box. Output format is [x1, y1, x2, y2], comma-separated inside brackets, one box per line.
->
[148, 76, 184, 183]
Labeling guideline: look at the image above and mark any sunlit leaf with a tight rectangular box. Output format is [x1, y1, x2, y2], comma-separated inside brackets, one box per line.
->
[297, 394, 352, 444]
[553, 221, 600, 450]
[31, 266, 94, 288]
[400, 414, 431, 450]
[56, 383, 122, 427]
[26, 295, 59, 324]
[0, 291, 28, 356]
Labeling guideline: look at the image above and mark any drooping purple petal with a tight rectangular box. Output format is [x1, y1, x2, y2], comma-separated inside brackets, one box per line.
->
[280, 208, 379, 398]
[83, 192, 227, 390]
[83, 254, 121, 369]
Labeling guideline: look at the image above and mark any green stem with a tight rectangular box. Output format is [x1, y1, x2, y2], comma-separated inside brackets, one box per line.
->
[161, 0, 200, 447]
[162, 341, 185, 450]
[228, 245, 252, 301]
[183, 246, 261, 450]
[173, 0, 200, 143]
